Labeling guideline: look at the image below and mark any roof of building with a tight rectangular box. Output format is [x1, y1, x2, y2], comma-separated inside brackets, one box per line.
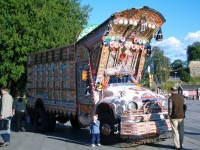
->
[178, 85, 200, 90]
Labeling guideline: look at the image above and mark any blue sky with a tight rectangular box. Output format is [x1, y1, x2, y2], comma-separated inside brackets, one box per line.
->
[80, 0, 200, 63]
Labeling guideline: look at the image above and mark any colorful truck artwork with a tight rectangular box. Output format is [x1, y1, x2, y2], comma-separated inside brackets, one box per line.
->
[27, 6, 171, 144]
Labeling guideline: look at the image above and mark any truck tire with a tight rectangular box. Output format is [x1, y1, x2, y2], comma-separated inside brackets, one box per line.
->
[47, 114, 56, 132]
[70, 116, 81, 129]
[34, 108, 48, 133]
[99, 113, 119, 145]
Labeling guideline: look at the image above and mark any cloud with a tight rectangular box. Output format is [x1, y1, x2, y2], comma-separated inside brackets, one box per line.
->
[165, 50, 187, 62]
[184, 31, 200, 42]
[153, 37, 182, 50]
[152, 37, 186, 62]
[151, 30, 200, 62]
[172, 50, 186, 57]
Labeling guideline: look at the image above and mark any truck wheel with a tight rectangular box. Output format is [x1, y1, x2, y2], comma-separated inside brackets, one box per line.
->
[70, 116, 81, 129]
[99, 113, 118, 145]
[47, 114, 56, 132]
[34, 108, 48, 133]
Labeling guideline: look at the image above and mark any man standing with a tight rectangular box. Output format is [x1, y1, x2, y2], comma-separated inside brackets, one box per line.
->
[168, 87, 185, 149]
[13, 93, 26, 132]
[0, 87, 13, 147]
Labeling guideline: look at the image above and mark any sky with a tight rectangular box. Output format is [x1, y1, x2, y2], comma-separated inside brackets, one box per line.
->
[80, 0, 200, 63]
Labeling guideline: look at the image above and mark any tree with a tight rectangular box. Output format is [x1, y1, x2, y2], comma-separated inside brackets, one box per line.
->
[0, 0, 92, 92]
[180, 70, 190, 83]
[186, 42, 200, 64]
[144, 46, 170, 86]
[171, 59, 183, 70]
[182, 60, 188, 68]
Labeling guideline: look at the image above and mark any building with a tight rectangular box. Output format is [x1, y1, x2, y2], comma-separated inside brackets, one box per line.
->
[177, 85, 200, 100]
[188, 61, 200, 77]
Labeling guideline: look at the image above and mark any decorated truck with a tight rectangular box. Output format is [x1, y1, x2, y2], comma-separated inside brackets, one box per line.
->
[27, 6, 171, 144]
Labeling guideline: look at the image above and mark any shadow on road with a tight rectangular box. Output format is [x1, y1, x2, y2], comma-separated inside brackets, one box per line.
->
[46, 125, 91, 146]
[140, 143, 174, 149]
[184, 131, 200, 135]
[11, 119, 195, 150]
[144, 143, 194, 150]
[11, 120, 120, 148]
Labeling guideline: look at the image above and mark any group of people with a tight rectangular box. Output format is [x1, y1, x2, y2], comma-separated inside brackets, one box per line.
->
[0, 87, 26, 147]
[0, 86, 186, 149]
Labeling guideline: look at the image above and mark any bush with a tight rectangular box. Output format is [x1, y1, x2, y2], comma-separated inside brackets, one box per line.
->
[161, 81, 175, 93]
[180, 71, 190, 82]
[190, 76, 200, 84]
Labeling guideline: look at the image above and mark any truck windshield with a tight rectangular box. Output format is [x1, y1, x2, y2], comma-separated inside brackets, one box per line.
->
[109, 75, 134, 84]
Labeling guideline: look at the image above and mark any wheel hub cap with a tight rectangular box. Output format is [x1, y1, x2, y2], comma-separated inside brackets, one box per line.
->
[101, 124, 111, 135]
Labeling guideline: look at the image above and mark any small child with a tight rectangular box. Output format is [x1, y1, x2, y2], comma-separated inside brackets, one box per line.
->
[90, 114, 101, 147]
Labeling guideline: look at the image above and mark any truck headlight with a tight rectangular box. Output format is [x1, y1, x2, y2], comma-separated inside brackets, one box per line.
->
[126, 101, 137, 110]
[114, 100, 120, 105]
[120, 100, 126, 106]
[116, 105, 124, 114]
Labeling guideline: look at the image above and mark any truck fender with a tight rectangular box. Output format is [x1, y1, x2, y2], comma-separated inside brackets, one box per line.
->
[96, 103, 116, 119]
[34, 97, 45, 111]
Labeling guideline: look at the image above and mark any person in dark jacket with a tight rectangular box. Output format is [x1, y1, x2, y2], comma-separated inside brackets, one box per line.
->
[12, 93, 26, 132]
[168, 87, 185, 149]
[90, 114, 101, 147]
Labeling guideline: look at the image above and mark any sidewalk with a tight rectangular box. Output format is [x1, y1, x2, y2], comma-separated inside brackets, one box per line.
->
[0, 100, 199, 150]
[1, 122, 93, 150]
[0, 121, 199, 150]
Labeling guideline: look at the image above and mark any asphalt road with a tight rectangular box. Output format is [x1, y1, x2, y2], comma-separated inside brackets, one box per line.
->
[0, 99, 200, 150]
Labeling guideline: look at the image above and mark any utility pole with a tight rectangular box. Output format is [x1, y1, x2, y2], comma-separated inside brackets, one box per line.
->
[175, 72, 177, 82]
[164, 57, 168, 94]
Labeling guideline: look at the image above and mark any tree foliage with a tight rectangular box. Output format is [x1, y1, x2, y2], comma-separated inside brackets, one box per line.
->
[182, 60, 188, 68]
[180, 70, 190, 83]
[190, 76, 200, 84]
[171, 59, 183, 70]
[186, 41, 200, 63]
[0, 0, 92, 93]
[144, 46, 170, 85]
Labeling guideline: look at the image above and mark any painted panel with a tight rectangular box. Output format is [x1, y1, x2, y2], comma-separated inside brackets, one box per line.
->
[47, 51, 53, 62]
[76, 62, 93, 104]
[96, 45, 109, 82]
[137, 50, 147, 80]
[54, 49, 60, 61]
[27, 45, 76, 114]
[120, 119, 171, 136]
[90, 47, 101, 77]
[76, 45, 89, 63]
[79, 104, 93, 115]
[79, 27, 107, 52]
[28, 54, 35, 65]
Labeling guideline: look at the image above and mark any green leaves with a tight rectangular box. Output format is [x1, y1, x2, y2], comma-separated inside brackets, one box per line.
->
[144, 46, 170, 84]
[187, 42, 200, 63]
[171, 59, 183, 70]
[0, 0, 92, 91]
[180, 70, 190, 83]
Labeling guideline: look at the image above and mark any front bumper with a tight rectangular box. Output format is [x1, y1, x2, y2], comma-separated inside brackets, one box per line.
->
[120, 119, 172, 141]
